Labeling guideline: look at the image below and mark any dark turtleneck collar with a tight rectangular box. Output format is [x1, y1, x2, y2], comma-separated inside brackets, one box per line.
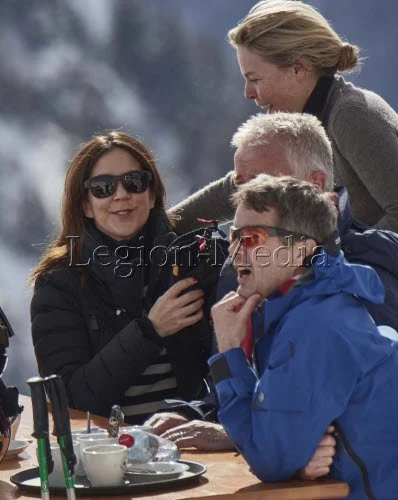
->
[80, 207, 174, 316]
[82, 206, 173, 283]
[84, 217, 144, 254]
[302, 71, 336, 126]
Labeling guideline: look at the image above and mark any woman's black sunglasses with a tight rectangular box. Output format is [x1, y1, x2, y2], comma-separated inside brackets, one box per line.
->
[84, 170, 152, 199]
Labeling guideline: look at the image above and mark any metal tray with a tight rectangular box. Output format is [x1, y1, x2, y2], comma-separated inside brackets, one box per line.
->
[10, 460, 206, 496]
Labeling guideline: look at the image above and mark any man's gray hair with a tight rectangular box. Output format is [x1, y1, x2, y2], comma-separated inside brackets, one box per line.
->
[231, 112, 334, 191]
[232, 174, 337, 244]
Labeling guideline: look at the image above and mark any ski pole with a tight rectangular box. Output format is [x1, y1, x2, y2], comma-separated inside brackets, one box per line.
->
[27, 377, 54, 500]
[44, 375, 76, 500]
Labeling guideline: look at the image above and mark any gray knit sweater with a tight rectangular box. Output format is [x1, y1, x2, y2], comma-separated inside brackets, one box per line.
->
[169, 76, 398, 233]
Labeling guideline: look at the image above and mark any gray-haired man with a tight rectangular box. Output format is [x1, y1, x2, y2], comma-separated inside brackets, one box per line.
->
[170, 112, 398, 331]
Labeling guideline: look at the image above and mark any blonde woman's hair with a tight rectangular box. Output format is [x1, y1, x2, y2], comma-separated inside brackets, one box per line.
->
[228, 0, 360, 74]
[231, 112, 334, 190]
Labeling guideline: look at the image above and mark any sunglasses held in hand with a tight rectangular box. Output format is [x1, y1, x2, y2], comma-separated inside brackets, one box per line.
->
[84, 170, 152, 198]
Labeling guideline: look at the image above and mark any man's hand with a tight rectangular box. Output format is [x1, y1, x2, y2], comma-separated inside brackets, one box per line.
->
[161, 421, 235, 452]
[300, 426, 336, 480]
[211, 292, 261, 352]
[143, 412, 188, 436]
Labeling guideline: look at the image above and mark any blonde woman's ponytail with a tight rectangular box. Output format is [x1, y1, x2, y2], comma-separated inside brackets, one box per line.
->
[337, 43, 360, 72]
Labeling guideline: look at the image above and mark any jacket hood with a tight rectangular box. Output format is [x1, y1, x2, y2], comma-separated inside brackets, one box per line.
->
[299, 250, 384, 303]
[341, 229, 398, 280]
[336, 186, 398, 280]
[268, 250, 383, 311]
[261, 251, 384, 332]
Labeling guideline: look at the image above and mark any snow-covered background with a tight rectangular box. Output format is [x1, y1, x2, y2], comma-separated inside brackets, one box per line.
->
[1, 0, 397, 394]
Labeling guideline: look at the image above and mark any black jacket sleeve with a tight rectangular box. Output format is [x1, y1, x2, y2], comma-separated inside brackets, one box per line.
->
[31, 269, 164, 416]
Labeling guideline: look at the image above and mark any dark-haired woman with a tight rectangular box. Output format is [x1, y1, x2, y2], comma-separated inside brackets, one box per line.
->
[31, 131, 209, 424]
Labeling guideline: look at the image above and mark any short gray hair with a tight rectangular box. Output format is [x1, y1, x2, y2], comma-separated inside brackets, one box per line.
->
[232, 174, 337, 244]
[231, 112, 334, 191]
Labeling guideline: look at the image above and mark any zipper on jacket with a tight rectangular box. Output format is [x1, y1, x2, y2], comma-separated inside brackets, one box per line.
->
[332, 421, 376, 500]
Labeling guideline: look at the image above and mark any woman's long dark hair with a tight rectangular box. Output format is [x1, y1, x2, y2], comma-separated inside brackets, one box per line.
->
[30, 131, 167, 283]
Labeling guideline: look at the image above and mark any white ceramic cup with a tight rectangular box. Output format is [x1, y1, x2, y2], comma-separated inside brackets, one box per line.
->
[71, 428, 108, 441]
[36, 441, 80, 487]
[82, 444, 128, 487]
[76, 434, 117, 476]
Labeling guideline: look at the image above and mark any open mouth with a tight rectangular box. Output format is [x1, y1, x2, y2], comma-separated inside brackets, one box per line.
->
[237, 268, 251, 278]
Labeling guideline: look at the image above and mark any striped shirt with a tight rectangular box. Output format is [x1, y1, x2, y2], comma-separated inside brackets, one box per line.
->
[119, 348, 179, 424]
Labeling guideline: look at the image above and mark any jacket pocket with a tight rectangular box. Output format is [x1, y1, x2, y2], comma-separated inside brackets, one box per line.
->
[253, 345, 308, 413]
[266, 339, 296, 369]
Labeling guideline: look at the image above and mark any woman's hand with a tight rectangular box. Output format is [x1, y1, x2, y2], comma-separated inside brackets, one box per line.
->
[148, 277, 204, 337]
[300, 426, 336, 480]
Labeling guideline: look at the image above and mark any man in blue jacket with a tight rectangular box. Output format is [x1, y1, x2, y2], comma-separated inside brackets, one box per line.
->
[209, 174, 398, 500]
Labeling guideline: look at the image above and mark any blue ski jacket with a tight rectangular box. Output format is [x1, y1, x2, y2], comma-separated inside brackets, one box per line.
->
[209, 251, 398, 499]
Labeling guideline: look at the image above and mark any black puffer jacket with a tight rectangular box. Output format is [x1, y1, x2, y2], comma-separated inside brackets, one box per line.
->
[31, 209, 211, 418]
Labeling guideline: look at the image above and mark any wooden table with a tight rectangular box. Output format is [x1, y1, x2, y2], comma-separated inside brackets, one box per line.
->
[0, 395, 349, 499]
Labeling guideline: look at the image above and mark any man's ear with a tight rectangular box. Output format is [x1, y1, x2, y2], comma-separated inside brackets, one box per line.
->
[328, 191, 339, 207]
[308, 170, 327, 191]
[294, 238, 317, 267]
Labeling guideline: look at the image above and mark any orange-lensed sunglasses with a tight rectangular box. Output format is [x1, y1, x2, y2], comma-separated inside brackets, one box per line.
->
[229, 225, 312, 248]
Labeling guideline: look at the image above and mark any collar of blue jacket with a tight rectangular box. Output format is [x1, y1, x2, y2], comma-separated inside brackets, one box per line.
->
[298, 250, 383, 302]
[260, 250, 384, 335]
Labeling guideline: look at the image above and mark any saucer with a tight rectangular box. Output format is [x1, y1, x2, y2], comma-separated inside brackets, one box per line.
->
[126, 461, 188, 480]
[5, 440, 30, 459]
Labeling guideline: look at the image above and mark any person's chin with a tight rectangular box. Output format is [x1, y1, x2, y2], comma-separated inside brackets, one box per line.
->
[107, 230, 134, 241]
[237, 284, 252, 299]
[113, 223, 140, 240]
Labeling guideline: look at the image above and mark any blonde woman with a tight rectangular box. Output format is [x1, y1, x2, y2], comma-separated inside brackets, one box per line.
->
[170, 0, 398, 232]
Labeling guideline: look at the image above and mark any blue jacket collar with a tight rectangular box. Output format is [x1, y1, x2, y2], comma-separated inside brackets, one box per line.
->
[336, 186, 370, 235]
[258, 251, 384, 330]
[336, 186, 353, 235]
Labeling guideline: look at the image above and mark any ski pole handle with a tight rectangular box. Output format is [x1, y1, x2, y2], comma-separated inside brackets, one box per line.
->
[27, 376, 52, 500]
